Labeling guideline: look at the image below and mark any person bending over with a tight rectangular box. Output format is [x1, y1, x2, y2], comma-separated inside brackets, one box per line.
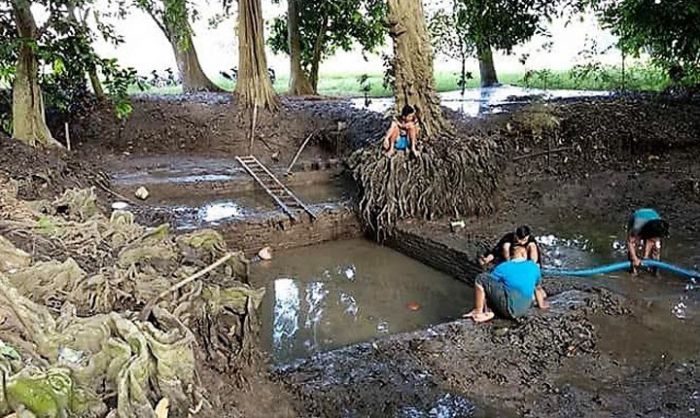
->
[382, 104, 420, 158]
[627, 208, 669, 275]
[464, 246, 547, 323]
[479, 225, 540, 267]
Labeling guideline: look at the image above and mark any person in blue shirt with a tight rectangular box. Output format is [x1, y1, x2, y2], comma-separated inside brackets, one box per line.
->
[627, 208, 669, 275]
[464, 246, 547, 323]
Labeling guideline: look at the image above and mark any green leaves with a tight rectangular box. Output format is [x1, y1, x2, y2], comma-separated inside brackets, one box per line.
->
[429, 0, 562, 59]
[593, 0, 700, 83]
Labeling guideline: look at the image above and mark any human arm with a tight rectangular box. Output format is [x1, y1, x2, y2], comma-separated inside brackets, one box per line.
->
[501, 242, 512, 261]
[528, 242, 539, 263]
[627, 235, 641, 267]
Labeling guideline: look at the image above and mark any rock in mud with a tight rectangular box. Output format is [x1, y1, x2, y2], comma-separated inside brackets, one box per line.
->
[135, 186, 150, 200]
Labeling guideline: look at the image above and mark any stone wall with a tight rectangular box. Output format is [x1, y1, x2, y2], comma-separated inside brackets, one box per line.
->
[386, 221, 486, 285]
[220, 205, 362, 256]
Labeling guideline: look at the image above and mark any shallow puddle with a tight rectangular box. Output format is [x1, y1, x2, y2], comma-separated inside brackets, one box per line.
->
[535, 218, 700, 363]
[251, 239, 472, 364]
[145, 182, 351, 228]
[110, 156, 242, 185]
[352, 85, 611, 117]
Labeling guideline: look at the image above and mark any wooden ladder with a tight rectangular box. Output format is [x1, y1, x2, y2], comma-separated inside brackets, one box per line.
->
[236, 155, 317, 221]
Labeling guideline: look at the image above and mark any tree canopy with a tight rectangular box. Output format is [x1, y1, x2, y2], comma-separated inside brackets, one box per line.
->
[427, 0, 562, 86]
[590, 0, 700, 82]
[1, 0, 139, 144]
[268, 0, 386, 92]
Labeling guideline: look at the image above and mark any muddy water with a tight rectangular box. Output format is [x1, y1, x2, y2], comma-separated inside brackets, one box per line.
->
[250, 239, 472, 364]
[144, 182, 351, 228]
[536, 218, 700, 365]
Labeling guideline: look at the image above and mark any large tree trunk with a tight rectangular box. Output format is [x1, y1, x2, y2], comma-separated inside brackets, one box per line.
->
[236, 0, 278, 110]
[11, 0, 58, 147]
[148, 2, 221, 94]
[386, 0, 447, 138]
[67, 3, 106, 100]
[477, 42, 499, 87]
[165, 24, 222, 93]
[308, 15, 328, 93]
[287, 0, 314, 95]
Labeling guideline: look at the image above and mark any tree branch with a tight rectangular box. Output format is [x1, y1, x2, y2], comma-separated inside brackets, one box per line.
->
[143, 6, 169, 38]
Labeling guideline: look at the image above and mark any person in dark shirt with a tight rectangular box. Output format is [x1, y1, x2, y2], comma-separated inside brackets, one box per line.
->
[479, 225, 541, 267]
[465, 246, 547, 323]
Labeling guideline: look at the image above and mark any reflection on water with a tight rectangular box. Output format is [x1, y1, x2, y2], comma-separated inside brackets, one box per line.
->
[537, 219, 699, 325]
[155, 182, 350, 229]
[200, 201, 245, 222]
[272, 279, 300, 355]
[351, 85, 611, 117]
[253, 240, 471, 363]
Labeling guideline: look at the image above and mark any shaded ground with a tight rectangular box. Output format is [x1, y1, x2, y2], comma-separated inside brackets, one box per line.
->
[66, 94, 385, 167]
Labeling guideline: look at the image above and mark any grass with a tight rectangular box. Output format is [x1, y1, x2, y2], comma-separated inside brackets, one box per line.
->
[130, 65, 672, 97]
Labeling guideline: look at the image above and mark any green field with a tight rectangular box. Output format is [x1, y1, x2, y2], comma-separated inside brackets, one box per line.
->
[131, 65, 671, 97]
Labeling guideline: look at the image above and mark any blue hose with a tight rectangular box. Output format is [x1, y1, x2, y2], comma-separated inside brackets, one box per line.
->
[542, 260, 700, 280]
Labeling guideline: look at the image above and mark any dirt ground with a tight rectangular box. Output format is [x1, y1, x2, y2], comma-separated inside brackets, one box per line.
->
[2, 93, 700, 417]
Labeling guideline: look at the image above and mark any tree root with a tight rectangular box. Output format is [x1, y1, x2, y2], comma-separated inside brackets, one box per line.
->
[349, 134, 500, 240]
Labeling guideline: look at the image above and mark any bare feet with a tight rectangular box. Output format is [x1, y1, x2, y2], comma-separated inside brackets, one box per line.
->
[462, 309, 481, 318]
[385, 148, 396, 158]
[473, 311, 495, 323]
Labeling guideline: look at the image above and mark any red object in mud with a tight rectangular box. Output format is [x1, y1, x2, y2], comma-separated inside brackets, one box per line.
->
[406, 301, 421, 311]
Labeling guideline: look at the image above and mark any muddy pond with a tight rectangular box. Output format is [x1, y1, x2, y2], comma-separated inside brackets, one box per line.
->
[247, 217, 699, 366]
[250, 239, 472, 364]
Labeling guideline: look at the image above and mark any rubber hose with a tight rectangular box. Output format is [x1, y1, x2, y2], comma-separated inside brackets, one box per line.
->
[542, 260, 700, 280]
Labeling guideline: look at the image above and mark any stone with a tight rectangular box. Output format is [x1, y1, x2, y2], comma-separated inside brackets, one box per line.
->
[135, 187, 150, 200]
[257, 246, 273, 261]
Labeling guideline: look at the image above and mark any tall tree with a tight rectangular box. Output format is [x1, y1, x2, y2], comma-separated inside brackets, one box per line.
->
[269, 0, 386, 94]
[286, 0, 314, 95]
[66, 2, 105, 99]
[428, 3, 474, 95]
[387, 0, 447, 137]
[10, 0, 57, 147]
[1, 0, 141, 147]
[236, 0, 278, 110]
[135, 0, 221, 93]
[429, 0, 560, 87]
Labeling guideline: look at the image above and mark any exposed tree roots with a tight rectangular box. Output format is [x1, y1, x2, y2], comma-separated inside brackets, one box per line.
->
[349, 134, 501, 240]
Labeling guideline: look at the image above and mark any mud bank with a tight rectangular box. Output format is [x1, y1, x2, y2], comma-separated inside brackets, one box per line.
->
[67, 95, 385, 167]
[277, 289, 691, 418]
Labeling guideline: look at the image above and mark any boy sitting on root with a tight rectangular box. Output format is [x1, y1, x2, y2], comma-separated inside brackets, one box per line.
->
[464, 246, 547, 323]
[382, 104, 421, 158]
